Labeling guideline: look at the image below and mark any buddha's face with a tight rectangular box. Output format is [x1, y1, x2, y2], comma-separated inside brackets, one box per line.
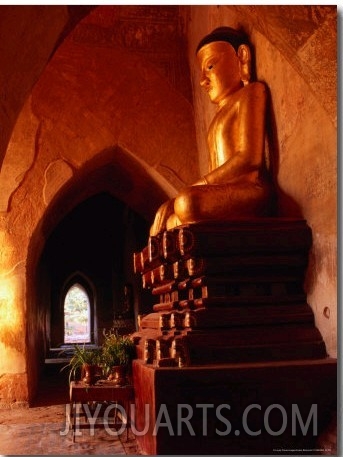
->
[197, 41, 242, 105]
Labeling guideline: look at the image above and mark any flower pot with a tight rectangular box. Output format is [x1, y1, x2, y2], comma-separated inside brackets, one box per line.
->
[107, 365, 127, 386]
[82, 363, 98, 385]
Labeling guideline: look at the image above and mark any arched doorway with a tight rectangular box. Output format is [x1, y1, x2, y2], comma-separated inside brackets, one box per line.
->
[42, 192, 149, 351]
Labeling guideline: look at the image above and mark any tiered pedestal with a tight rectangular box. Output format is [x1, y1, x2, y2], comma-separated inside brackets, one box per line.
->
[133, 219, 326, 366]
[132, 219, 336, 454]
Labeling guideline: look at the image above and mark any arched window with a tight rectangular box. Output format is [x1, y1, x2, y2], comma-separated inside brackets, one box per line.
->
[64, 283, 91, 344]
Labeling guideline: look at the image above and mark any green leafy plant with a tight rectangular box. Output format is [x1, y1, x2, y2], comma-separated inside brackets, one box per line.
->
[60, 344, 101, 384]
[101, 329, 136, 376]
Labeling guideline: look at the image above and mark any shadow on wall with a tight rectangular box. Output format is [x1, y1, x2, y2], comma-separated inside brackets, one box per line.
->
[265, 86, 303, 218]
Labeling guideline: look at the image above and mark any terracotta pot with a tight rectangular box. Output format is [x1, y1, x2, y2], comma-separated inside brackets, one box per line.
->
[107, 365, 127, 386]
[82, 363, 98, 385]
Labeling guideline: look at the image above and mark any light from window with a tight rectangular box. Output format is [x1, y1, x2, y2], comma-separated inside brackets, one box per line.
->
[64, 283, 91, 344]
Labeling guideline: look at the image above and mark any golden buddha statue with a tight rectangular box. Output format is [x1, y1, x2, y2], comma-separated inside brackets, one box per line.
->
[150, 27, 274, 237]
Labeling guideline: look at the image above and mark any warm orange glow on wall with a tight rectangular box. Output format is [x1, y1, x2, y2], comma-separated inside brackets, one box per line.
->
[0, 274, 26, 374]
[0, 277, 20, 330]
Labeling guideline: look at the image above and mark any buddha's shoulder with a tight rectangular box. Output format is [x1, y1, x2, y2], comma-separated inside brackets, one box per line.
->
[232, 82, 266, 109]
[218, 82, 267, 115]
[241, 81, 267, 99]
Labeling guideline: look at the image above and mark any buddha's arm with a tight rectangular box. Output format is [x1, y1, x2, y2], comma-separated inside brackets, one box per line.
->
[203, 83, 267, 185]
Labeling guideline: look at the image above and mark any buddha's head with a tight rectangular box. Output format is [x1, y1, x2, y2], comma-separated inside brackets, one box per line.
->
[196, 27, 252, 105]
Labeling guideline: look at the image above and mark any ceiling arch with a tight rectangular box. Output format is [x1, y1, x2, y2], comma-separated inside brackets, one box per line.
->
[0, 5, 198, 192]
[1, 6, 199, 232]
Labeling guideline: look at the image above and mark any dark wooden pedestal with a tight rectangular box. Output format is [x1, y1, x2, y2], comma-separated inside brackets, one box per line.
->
[132, 220, 337, 454]
[132, 359, 336, 455]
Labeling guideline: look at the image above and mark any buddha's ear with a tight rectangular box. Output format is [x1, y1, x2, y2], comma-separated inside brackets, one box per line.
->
[237, 44, 251, 86]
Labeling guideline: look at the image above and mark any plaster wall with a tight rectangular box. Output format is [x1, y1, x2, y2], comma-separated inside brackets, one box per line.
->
[0, 6, 70, 169]
[0, 6, 199, 404]
[188, 5, 337, 357]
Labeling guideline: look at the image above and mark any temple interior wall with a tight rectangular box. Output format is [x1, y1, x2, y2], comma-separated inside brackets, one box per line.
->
[0, 5, 337, 405]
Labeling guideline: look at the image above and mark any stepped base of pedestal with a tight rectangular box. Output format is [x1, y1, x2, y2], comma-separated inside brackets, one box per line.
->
[134, 219, 323, 367]
[132, 358, 336, 455]
[134, 307, 327, 365]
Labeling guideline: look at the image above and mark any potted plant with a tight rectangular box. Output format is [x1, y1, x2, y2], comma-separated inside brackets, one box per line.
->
[101, 329, 136, 386]
[61, 345, 101, 385]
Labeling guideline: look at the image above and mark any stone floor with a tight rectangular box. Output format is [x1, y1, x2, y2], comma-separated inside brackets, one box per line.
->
[0, 365, 337, 455]
[0, 367, 141, 455]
